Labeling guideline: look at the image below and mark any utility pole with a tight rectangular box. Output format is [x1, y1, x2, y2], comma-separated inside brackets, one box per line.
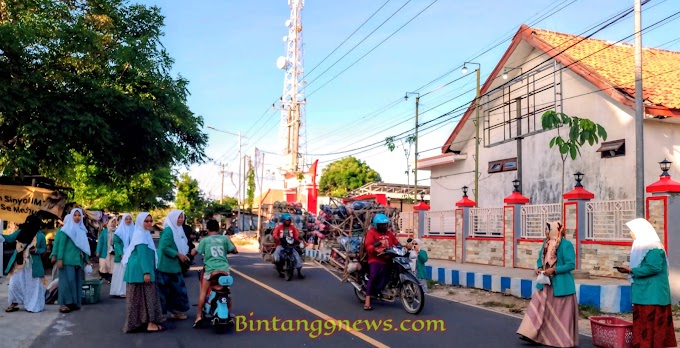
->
[405, 92, 420, 202]
[634, 0, 645, 218]
[206, 127, 246, 230]
[463, 62, 482, 203]
[220, 163, 226, 204]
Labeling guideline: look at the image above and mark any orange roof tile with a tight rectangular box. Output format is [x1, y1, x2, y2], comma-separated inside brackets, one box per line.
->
[440, 25, 680, 154]
[531, 28, 680, 110]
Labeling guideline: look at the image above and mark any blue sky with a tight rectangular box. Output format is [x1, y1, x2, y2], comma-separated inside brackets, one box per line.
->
[135, 0, 680, 199]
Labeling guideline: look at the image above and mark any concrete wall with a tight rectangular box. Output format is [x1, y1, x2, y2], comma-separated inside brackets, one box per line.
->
[465, 239, 504, 266]
[516, 240, 542, 269]
[427, 49, 680, 212]
[580, 244, 629, 279]
[422, 237, 456, 261]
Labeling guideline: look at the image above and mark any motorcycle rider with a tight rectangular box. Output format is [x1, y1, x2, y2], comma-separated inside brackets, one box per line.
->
[363, 213, 400, 311]
[272, 213, 304, 279]
[191, 219, 238, 328]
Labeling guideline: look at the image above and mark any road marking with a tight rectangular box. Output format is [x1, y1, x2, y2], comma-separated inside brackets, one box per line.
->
[230, 267, 390, 348]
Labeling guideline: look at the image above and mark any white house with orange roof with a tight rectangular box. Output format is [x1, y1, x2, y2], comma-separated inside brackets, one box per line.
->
[407, 25, 680, 296]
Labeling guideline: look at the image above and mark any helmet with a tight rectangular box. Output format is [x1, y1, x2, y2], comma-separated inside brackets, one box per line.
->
[372, 214, 390, 228]
[281, 213, 292, 221]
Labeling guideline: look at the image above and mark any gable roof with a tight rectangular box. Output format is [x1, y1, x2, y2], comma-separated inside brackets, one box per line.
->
[441, 24, 680, 153]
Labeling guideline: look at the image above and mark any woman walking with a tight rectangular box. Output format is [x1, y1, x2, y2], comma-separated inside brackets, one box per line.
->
[156, 210, 190, 320]
[4, 215, 47, 313]
[96, 218, 117, 283]
[110, 214, 133, 297]
[618, 218, 677, 348]
[56, 208, 92, 313]
[123, 212, 164, 333]
[517, 221, 578, 347]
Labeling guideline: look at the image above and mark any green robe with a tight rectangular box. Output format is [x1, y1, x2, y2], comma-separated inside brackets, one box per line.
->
[3, 230, 47, 278]
[113, 234, 124, 263]
[124, 244, 156, 284]
[55, 230, 87, 267]
[631, 249, 672, 306]
[157, 227, 181, 274]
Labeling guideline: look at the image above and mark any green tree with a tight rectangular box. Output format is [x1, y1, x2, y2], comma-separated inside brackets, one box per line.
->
[385, 134, 417, 190]
[174, 173, 204, 222]
[203, 197, 238, 220]
[319, 157, 382, 197]
[67, 152, 175, 211]
[541, 111, 607, 200]
[246, 158, 255, 212]
[0, 0, 207, 183]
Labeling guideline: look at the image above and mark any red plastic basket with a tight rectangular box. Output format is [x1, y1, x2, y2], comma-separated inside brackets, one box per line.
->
[589, 316, 633, 348]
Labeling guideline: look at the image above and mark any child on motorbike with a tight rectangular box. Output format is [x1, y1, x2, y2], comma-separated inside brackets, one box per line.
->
[191, 219, 238, 328]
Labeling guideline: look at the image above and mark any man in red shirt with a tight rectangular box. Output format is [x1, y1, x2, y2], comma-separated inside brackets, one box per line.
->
[272, 213, 304, 279]
[363, 213, 400, 310]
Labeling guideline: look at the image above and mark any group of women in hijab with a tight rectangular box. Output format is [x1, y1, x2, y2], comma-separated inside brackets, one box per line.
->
[122, 210, 191, 333]
[95, 213, 134, 297]
[516, 218, 676, 348]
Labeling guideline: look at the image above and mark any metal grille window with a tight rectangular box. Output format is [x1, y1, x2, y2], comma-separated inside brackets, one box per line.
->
[585, 200, 636, 241]
[425, 211, 456, 235]
[469, 208, 503, 237]
[520, 204, 562, 239]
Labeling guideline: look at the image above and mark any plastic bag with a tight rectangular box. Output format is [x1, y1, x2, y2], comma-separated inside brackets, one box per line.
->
[536, 272, 551, 285]
[84, 264, 93, 276]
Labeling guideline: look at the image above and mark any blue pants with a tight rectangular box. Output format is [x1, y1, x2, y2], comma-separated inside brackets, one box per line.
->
[273, 246, 302, 269]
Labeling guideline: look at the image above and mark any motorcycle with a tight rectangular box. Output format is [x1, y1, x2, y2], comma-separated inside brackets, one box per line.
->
[275, 236, 305, 281]
[197, 270, 234, 334]
[350, 245, 425, 315]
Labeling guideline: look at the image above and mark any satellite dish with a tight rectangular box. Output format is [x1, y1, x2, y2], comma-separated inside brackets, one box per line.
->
[285, 20, 291, 27]
[283, 36, 288, 42]
[276, 56, 287, 70]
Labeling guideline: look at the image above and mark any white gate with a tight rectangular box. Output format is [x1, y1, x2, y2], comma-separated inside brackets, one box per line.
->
[585, 200, 636, 241]
[469, 207, 503, 237]
[424, 211, 456, 235]
[520, 204, 562, 239]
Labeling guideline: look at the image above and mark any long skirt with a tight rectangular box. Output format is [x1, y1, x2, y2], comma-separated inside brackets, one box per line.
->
[517, 284, 579, 348]
[109, 262, 127, 297]
[58, 265, 83, 308]
[99, 254, 114, 274]
[123, 283, 163, 333]
[366, 262, 389, 298]
[156, 271, 190, 315]
[8, 267, 45, 313]
[633, 304, 677, 348]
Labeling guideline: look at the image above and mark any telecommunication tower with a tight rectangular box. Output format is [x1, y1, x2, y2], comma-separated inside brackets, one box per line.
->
[276, 0, 307, 174]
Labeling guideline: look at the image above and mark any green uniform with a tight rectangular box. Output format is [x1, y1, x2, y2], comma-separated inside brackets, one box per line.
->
[196, 235, 235, 275]
[55, 230, 87, 267]
[123, 244, 156, 283]
[631, 249, 671, 306]
[113, 234, 124, 263]
[157, 227, 181, 274]
[3, 230, 47, 278]
[96, 228, 112, 257]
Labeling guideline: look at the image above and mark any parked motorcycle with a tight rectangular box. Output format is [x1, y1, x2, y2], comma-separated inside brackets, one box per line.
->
[350, 245, 425, 314]
[197, 270, 234, 333]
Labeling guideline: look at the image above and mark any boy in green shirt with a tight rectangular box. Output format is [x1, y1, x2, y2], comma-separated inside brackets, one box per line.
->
[191, 219, 238, 327]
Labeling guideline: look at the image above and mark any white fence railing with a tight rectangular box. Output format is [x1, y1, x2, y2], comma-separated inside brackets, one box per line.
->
[585, 200, 635, 241]
[520, 203, 562, 239]
[425, 211, 456, 235]
[399, 212, 414, 234]
[469, 207, 504, 237]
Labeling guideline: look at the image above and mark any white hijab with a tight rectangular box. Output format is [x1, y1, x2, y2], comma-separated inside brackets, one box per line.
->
[62, 208, 91, 256]
[114, 213, 134, 252]
[122, 212, 158, 266]
[626, 218, 668, 283]
[164, 210, 189, 255]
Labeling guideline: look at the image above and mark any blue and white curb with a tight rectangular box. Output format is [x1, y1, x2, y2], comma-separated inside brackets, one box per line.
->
[426, 265, 632, 314]
[305, 249, 330, 262]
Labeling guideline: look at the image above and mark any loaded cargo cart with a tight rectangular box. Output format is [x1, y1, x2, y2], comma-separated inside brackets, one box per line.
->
[311, 198, 424, 314]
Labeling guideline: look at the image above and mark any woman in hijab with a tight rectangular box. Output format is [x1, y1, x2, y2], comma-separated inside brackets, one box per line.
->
[96, 217, 117, 283]
[123, 212, 164, 333]
[110, 213, 133, 298]
[4, 215, 47, 313]
[156, 210, 191, 321]
[56, 208, 92, 313]
[618, 218, 677, 347]
[517, 221, 578, 347]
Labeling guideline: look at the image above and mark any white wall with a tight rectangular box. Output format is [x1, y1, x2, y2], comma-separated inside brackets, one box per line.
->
[428, 49, 680, 211]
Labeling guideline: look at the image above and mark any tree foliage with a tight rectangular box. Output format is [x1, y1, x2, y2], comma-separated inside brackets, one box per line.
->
[203, 197, 238, 220]
[319, 157, 382, 197]
[67, 152, 175, 211]
[0, 0, 207, 182]
[174, 173, 204, 222]
[246, 158, 255, 212]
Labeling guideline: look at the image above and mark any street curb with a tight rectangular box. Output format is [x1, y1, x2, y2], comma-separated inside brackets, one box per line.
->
[304, 249, 632, 313]
[425, 265, 633, 314]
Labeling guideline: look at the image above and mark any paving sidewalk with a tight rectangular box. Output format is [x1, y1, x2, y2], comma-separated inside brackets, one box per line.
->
[305, 248, 632, 314]
[0, 263, 104, 348]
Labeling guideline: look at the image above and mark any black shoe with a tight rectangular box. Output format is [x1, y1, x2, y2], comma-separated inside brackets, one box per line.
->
[278, 271, 285, 278]
[297, 269, 305, 279]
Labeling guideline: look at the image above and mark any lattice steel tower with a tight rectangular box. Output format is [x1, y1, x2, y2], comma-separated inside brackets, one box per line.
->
[276, 0, 307, 174]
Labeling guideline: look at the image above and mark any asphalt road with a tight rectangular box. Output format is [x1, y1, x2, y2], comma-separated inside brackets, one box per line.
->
[31, 250, 596, 348]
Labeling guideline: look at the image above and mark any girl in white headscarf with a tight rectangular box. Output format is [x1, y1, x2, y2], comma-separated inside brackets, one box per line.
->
[56, 208, 92, 313]
[110, 214, 134, 297]
[618, 218, 676, 347]
[156, 210, 191, 321]
[123, 213, 164, 333]
[96, 218, 117, 283]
